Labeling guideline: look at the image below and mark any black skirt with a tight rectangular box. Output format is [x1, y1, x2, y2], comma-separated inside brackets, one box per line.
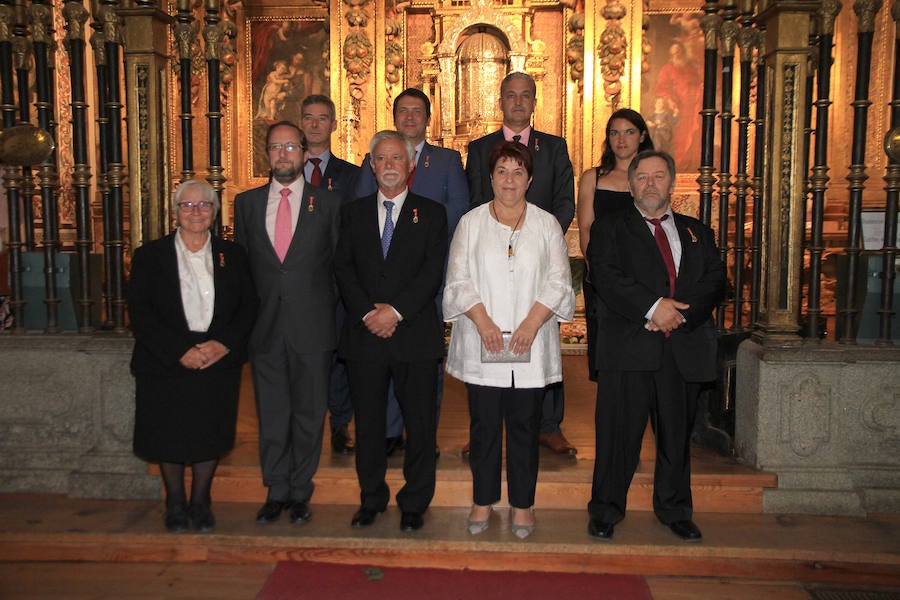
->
[133, 367, 242, 463]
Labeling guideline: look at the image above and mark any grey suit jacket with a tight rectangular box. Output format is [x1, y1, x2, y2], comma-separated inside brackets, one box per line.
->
[233, 181, 342, 355]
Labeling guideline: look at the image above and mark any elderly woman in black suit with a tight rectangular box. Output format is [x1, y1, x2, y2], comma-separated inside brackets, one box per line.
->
[128, 179, 257, 533]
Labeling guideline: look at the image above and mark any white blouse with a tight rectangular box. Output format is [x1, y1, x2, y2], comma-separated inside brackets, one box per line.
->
[443, 202, 575, 388]
[175, 230, 215, 333]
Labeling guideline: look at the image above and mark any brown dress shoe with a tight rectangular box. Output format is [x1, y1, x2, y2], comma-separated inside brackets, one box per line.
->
[538, 430, 577, 456]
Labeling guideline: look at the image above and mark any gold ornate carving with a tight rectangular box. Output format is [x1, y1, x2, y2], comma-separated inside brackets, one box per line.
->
[100, 4, 124, 45]
[89, 24, 107, 67]
[28, 3, 52, 44]
[736, 25, 757, 63]
[175, 21, 199, 61]
[853, 0, 883, 33]
[720, 19, 739, 58]
[817, 0, 843, 35]
[597, 0, 627, 108]
[62, 1, 90, 42]
[884, 126, 900, 162]
[701, 12, 722, 50]
[0, 5, 13, 43]
[566, 12, 584, 89]
[343, 31, 373, 82]
[11, 35, 30, 71]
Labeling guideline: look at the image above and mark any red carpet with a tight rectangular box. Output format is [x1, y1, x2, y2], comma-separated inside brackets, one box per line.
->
[256, 561, 652, 599]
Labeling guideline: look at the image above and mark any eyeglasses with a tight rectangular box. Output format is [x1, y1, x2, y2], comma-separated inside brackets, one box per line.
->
[178, 201, 215, 211]
[267, 142, 303, 153]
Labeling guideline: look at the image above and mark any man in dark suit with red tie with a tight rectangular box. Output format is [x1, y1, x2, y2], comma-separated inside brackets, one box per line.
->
[300, 94, 360, 456]
[465, 71, 577, 456]
[586, 150, 724, 542]
[335, 130, 448, 532]
[233, 121, 342, 526]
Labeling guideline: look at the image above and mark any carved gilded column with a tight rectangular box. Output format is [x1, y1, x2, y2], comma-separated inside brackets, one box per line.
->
[752, 0, 821, 344]
[13, 0, 34, 250]
[120, 0, 173, 248]
[202, 0, 232, 233]
[838, 0, 883, 342]
[173, 0, 197, 184]
[64, 0, 95, 332]
[877, 0, 900, 344]
[698, 2, 722, 228]
[596, 0, 627, 110]
[717, 3, 738, 328]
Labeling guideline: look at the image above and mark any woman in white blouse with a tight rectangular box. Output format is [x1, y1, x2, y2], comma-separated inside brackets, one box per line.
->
[128, 180, 257, 533]
[444, 141, 575, 539]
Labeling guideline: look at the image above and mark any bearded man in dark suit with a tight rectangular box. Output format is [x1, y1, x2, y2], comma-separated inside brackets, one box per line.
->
[465, 71, 577, 456]
[586, 150, 724, 542]
[233, 121, 342, 526]
[336, 130, 448, 532]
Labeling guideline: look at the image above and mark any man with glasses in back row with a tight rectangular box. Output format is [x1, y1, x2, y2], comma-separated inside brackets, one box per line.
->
[233, 121, 343, 526]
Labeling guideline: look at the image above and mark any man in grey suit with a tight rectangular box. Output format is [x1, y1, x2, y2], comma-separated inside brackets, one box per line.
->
[233, 121, 342, 525]
[300, 94, 360, 456]
[356, 88, 468, 456]
[465, 71, 577, 456]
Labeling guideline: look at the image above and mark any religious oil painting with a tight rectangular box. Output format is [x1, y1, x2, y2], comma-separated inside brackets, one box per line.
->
[248, 18, 330, 179]
[640, 9, 706, 175]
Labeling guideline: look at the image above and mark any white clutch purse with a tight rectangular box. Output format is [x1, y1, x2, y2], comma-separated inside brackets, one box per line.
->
[480, 332, 531, 363]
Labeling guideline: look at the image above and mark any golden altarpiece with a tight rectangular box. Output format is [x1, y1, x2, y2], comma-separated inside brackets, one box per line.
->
[4, 0, 896, 287]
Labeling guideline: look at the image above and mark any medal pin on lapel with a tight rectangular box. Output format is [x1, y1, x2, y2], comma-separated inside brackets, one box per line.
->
[308, 196, 315, 213]
[413, 208, 419, 223]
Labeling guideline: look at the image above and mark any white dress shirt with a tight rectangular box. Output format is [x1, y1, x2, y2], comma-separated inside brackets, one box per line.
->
[175, 230, 214, 333]
[265, 177, 305, 246]
[443, 202, 575, 388]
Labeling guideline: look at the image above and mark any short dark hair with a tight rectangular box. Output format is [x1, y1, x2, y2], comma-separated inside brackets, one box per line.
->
[266, 121, 307, 149]
[488, 140, 533, 177]
[393, 88, 431, 120]
[500, 72, 536, 95]
[301, 94, 336, 121]
[627, 149, 676, 182]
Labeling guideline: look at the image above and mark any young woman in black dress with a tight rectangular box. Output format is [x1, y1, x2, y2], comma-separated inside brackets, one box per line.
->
[577, 109, 654, 380]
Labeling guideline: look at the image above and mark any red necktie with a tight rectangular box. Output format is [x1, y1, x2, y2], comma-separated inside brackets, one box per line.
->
[274, 188, 292, 262]
[308, 157, 323, 187]
[645, 215, 677, 297]
[407, 166, 416, 189]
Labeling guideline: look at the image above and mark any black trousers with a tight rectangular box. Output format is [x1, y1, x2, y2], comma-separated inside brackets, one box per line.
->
[347, 358, 438, 514]
[588, 341, 697, 524]
[467, 382, 543, 509]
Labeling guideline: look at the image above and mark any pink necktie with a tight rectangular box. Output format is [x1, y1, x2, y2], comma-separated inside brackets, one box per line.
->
[274, 188, 292, 262]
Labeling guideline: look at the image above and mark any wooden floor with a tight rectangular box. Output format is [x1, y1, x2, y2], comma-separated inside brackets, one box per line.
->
[1, 356, 898, 599]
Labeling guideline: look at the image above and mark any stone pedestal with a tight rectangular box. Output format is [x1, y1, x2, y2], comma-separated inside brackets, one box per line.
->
[0, 335, 158, 499]
[736, 339, 900, 516]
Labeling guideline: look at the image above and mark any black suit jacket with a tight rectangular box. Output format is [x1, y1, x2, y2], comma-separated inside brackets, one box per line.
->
[128, 232, 257, 376]
[334, 192, 448, 363]
[587, 206, 724, 382]
[466, 129, 575, 232]
[320, 154, 360, 202]
[233, 181, 342, 355]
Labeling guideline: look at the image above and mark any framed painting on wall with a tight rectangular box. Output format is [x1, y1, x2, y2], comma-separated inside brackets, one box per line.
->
[640, 7, 706, 176]
[246, 18, 330, 180]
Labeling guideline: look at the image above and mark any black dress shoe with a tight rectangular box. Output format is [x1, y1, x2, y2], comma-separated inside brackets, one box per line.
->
[165, 503, 189, 533]
[385, 435, 405, 457]
[400, 511, 424, 531]
[587, 518, 615, 540]
[667, 519, 702, 542]
[256, 500, 289, 524]
[289, 501, 312, 524]
[189, 503, 216, 533]
[331, 425, 354, 455]
[351, 506, 383, 528]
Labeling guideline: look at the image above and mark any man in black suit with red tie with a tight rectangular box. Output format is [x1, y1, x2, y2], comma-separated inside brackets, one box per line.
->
[299, 94, 360, 456]
[334, 130, 448, 532]
[586, 150, 724, 542]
